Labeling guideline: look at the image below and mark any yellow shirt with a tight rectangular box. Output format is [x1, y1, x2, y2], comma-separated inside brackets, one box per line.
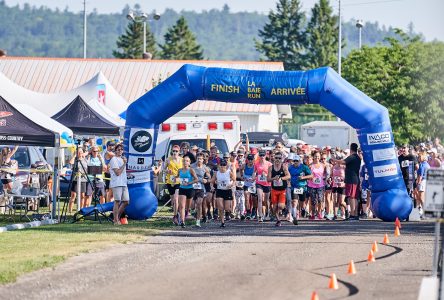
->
[166, 157, 183, 184]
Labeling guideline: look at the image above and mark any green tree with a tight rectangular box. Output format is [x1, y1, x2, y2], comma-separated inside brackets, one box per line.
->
[304, 0, 340, 69]
[113, 19, 157, 59]
[255, 0, 306, 70]
[342, 30, 444, 144]
[159, 16, 204, 60]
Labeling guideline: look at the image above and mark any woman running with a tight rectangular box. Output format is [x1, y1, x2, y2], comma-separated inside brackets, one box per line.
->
[242, 153, 256, 220]
[288, 154, 312, 225]
[178, 156, 198, 228]
[165, 145, 183, 225]
[307, 151, 326, 220]
[254, 150, 272, 222]
[331, 156, 346, 220]
[211, 159, 235, 228]
[192, 153, 211, 227]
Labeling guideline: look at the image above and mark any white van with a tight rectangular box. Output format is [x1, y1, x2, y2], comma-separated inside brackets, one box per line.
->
[156, 116, 241, 159]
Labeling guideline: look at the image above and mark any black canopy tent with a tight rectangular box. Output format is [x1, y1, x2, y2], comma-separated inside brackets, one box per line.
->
[52, 95, 120, 136]
[0, 96, 57, 147]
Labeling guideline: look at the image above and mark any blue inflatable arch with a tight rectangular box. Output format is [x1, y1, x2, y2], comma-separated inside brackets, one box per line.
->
[123, 64, 412, 222]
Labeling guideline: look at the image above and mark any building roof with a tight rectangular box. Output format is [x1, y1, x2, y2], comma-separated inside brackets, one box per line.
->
[302, 121, 351, 128]
[0, 57, 289, 115]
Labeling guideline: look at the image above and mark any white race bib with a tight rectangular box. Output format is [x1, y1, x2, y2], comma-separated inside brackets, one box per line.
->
[293, 188, 304, 195]
[259, 174, 267, 182]
[313, 177, 321, 184]
[236, 181, 244, 188]
[217, 181, 229, 190]
[334, 177, 342, 184]
[401, 160, 409, 168]
[193, 182, 202, 190]
[170, 175, 176, 183]
[365, 174, 369, 180]
[248, 185, 257, 194]
[273, 179, 283, 187]
[179, 178, 189, 185]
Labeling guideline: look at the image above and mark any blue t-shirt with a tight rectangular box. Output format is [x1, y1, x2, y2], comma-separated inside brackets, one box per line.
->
[417, 161, 430, 178]
[179, 169, 194, 189]
[289, 163, 312, 188]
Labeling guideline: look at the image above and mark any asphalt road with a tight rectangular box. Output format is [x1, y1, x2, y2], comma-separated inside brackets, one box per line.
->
[0, 219, 435, 300]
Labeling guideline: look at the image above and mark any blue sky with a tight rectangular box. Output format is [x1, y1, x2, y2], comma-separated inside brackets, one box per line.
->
[6, 0, 444, 41]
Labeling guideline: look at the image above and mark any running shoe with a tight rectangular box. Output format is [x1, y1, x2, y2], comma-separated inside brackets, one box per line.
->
[246, 214, 251, 220]
[195, 220, 201, 228]
[258, 217, 264, 223]
[220, 223, 226, 228]
[317, 213, 323, 220]
[180, 222, 186, 228]
[345, 209, 350, 220]
[202, 216, 207, 223]
[275, 220, 282, 227]
[240, 214, 246, 221]
[332, 215, 338, 221]
[301, 208, 306, 218]
[309, 215, 315, 220]
[293, 218, 298, 225]
[173, 215, 179, 226]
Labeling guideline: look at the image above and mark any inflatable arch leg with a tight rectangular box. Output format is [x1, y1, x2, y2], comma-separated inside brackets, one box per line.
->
[122, 64, 411, 222]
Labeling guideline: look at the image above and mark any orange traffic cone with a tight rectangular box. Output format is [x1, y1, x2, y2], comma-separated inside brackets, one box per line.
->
[311, 291, 319, 300]
[394, 226, 401, 237]
[372, 241, 379, 252]
[367, 250, 376, 262]
[348, 260, 356, 275]
[329, 273, 339, 290]
[383, 234, 390, 245]
[395, 217, 402, 229]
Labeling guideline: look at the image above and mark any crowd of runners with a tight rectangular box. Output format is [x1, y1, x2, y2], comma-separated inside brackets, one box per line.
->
[159, 137, 444, 228]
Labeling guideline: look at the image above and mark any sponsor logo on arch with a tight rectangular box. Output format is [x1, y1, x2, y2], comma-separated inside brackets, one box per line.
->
[367, 131, 391, 145]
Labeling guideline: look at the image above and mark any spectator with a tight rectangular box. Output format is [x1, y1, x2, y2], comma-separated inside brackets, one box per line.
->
[415, 152, 430, 218]
[433, 137, 444, 154]
[85, 146, 106, 207]
[180, 142, 196, 164]
[109, 144, 129, 225]
[428, 148, 442, 168]
[0, 145, 18, 192]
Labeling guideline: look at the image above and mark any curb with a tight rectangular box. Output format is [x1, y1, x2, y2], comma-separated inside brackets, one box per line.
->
[0, 219, 57, 232]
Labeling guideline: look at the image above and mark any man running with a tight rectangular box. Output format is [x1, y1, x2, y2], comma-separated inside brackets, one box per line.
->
[288, 154, 312, 225]
[267, 151, 291, 226]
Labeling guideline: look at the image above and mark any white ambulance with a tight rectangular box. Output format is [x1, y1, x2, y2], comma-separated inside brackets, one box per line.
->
[155, 116, 241, 160]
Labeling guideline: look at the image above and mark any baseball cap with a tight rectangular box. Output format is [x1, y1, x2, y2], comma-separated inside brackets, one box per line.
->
[230, 151, 237, 156]
[106, 141, 115, 147]
[246, 154, 255, 160]
[220, 159, 228, 166]
[237, 149, 245, 155]
[223, 152, 230, 158]
[258, 150, 266, 156]
[172, 145, 180, 150]
[419, 142, 426, 148]
[192, 145, 199, 150]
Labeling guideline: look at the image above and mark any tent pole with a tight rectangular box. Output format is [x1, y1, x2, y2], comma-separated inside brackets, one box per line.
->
[52, 167, 58, 219]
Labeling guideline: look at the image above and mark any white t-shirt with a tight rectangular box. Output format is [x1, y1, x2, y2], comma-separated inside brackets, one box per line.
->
[109, 156, 127, 188]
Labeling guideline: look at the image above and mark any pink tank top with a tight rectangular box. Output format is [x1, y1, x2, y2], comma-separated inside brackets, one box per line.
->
[255, 161, 272, 186]
[331, 165, 345, 188]
[308, 163, 325, 188]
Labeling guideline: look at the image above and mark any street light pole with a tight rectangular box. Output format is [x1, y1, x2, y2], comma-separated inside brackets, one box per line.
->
[83, 0, 87, 59]
[337, 0, 342, 76]
[127, 11, 160, 57]
[143, 21, 146, 53]
[356, 20, 364, 50]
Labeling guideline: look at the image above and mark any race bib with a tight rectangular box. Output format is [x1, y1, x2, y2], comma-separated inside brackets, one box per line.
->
[236, 181, 244, 188]
[193, 183, 202, 190]
[334, 177, 342, 184]
[248, 185, 257, 194]
[293, 188, 304, 195]
[313, 177, 321, 184]
[217, 181, 229, 190]
[259, 174, 267, 182]
[31, 174, 39, 184]
[170, 175, 176, 183]
[401, 160, 409, 168]
[364, 174, 369, 180]
[179, 178, 189, 185]
[273, 179, 283, 187]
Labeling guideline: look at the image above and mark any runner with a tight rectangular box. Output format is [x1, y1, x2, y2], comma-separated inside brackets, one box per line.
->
[359, 162, 371, 218]
[288, 154, 312, 224]
[322, 153, 333, 219]
[234, 150, 246, 219]
[267, 151, 291, 226]
[398, 144, 417, 196]
[165, 145, 183, 225]
[178, 156, 198, 228]
[254, 149, 272, 222]
[331, 156, 346, 220]
[302, 155, 313, 217]
[242, 153, 256, 220]
[307, 151, 326, 220]
[415, 152, 430, 218]
[191, 153, 211, 227]
[211, 159, 235, 228]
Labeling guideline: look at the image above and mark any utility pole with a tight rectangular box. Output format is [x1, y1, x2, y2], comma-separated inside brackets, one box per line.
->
[83, 0, 87, 59]
[337, 0, 342, 76]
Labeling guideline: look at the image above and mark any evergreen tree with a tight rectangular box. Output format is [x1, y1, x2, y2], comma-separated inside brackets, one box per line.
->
[255, 0, 306, 70]
[160, 16, 204, 60]
[304, 0, 340, 69]
[113, 19, 157, 59]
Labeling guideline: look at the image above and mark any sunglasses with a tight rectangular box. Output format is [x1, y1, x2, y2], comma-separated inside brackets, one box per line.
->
[172, 150, 179, 153]
[275, 157, 282, 160]
[115, 148, 123, 151]
[92, 150, 99, 153]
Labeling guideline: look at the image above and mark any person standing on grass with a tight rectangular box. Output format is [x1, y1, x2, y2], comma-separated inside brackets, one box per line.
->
[109, 144, 129, 225]
[178, 156, 198, 228]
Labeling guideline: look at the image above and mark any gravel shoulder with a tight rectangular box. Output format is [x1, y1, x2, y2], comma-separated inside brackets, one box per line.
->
[0, 219, 434, 300]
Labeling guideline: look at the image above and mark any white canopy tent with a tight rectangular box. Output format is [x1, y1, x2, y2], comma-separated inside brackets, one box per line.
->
[87, 99, 125, 128]
[0, 71, 129, 116]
